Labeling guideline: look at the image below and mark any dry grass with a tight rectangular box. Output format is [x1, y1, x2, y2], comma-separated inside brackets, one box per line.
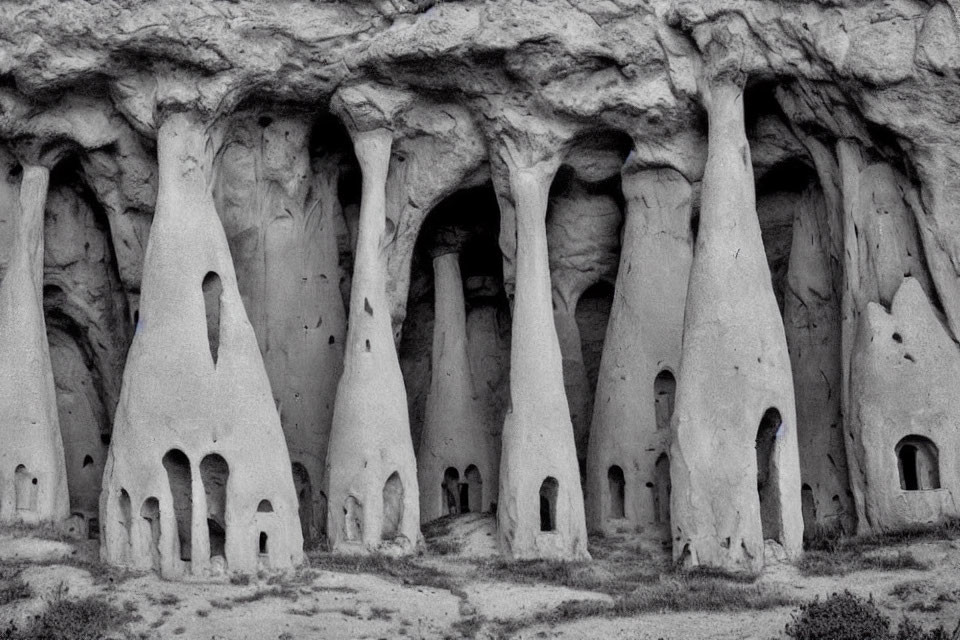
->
[493, 570, 798, 634]
[798, 549, 931, 577]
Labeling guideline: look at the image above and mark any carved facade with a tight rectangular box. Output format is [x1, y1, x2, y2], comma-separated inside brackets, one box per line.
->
[0, 0, 958, 575]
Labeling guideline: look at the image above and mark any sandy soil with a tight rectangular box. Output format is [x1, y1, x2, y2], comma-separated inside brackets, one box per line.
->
[0, 516, 957, 640]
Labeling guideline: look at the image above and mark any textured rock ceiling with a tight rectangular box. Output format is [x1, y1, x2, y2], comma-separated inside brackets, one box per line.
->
[3, 0, 960, 333]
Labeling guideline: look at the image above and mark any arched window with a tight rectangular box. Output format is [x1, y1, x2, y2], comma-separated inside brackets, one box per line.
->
[382, 472, 404, 540]
[257, 500, 273, 513]
[200, 454, 229, 559]
[896, 436, 941, 491]
[464, 465, 482, 514]
[654, 370, 676, 431]
[607, 465, 625, 519]
[539, 477, 559, 532]
[140, 497, 161, 571]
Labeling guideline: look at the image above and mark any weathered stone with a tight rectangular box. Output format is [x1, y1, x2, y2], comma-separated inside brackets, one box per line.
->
[101, 111, 303, 576]
[671, 81, 802, 572]
[0, 155, 69, 525]
[325, 124, 421, 554]
[848, 278, 960, 532]
[586, 166, 692, 538]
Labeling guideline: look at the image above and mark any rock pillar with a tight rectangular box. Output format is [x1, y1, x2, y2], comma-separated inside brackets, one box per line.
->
[101, 111, 304, 577]
[586, 167, 692, 537]
[783, 188, 854, 536]
[496, 145, 589, 560]
[417, 252, 496, 522]
[670, 81, 803, 571]
[848, 279, 960, 531]
[0, 159, 69, 524]
[325, 128, 421, 553]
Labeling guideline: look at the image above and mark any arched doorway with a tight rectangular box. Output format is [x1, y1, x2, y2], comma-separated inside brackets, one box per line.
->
[464, 465, 482, 514]
[162, 449, 193, 561]
[756, 408, 783, 542]
[200, 454, 229, 559]
[607, 465, 625, 519]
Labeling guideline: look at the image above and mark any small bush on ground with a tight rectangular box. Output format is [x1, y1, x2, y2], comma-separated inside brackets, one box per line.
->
[0, 595, 134, 640]
[785, 591, 890, 640]
[785, 591, 953, 640]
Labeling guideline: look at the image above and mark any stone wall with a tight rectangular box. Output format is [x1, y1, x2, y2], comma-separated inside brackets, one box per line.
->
[0, 0, 959, 572]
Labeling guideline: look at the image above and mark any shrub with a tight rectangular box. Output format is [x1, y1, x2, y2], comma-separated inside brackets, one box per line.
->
[0, 595, 134, 640]
[785, 591, 889, 640]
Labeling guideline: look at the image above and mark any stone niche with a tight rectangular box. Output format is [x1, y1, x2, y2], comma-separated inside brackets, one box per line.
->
[848, 278, 960, 532]
[409, 184, 506, 523]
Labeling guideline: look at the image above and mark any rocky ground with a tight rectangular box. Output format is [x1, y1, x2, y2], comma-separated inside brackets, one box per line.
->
[0, 515, 957, 640]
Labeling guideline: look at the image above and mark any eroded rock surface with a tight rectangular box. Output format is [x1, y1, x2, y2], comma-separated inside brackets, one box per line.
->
[0, 0, 958, 573]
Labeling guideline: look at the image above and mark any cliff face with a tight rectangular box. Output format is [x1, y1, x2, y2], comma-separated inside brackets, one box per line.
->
[2, 0, 960, 568]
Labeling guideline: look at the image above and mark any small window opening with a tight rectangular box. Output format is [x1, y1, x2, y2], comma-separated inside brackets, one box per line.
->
[259, 531, 268, 554]
[607, 465, 625, 519]
[257, 500, 273, 513]
[82, 455, 94, 468]
[654, 371, 677, 431]
[539, 477, 559, 532]
[202, 271, 223, 365]
[896, 435, 941, 491]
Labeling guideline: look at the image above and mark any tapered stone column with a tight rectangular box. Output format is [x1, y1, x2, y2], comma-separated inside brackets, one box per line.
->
[101, 111, 304, 577]
[586, 167, 692, 536]
[496, 143, 589, 560]
[418, 252, 497, 522]
[0, 157, 69, 524]
[325, 128, 421, 553]
[670, 81, 802, 571]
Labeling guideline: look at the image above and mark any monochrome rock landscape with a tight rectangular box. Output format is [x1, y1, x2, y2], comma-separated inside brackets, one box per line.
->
[1, 0, 960, 636]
